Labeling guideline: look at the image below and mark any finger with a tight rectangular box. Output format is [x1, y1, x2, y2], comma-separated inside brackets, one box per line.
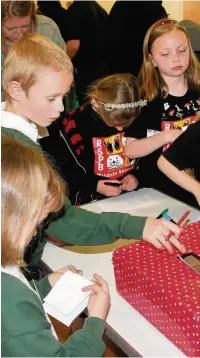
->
[161, 219, 182, 237]
[77, 270, 83, 275]
[150, 238, 165, 250]
[57, 265, 77, 274]
[82, 283, 101, 293]
[159, 226, 170, 238]
[68, 265, 78, 273]
[106, 180, 122, 184]
[158, 235, 174, 254]
[109, 188, 121, 196]
[126, 183, 135, 191]
[169, 236, 186, 253]
[93, 273, 109, 292]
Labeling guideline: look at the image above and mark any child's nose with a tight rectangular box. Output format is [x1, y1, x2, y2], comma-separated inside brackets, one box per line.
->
[172, 53, 180, 62]
[56, 100, 64, 113]
[14, 28, 24, 39]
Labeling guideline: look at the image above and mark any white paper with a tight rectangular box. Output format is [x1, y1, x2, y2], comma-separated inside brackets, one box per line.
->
[43, 271, 92, 326]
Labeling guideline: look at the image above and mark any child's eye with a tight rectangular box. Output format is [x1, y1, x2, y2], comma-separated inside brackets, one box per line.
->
[178, 48, 187, 53]
[48, 98, 55, 102]
[161, 53, 169, 57]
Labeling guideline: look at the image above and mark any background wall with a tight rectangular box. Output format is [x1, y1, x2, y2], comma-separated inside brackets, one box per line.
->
[183, 1, 200, 23]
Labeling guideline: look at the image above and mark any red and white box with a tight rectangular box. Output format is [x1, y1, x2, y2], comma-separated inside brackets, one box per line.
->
[112, 222, 200, 357]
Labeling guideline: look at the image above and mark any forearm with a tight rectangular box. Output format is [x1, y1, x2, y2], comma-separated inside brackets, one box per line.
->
[46, 198, 147, 244]
[34, 276, 52, 299]
[66, 40, 80, 59]
[126, 132, 168, 159]
[158, 156, 200, 196]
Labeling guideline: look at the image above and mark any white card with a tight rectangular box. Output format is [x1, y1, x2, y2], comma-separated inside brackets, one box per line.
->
[43, 271, 92, 326]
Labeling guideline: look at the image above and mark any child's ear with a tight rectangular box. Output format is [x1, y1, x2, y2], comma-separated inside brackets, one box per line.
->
[149, 54, 157, 68]
[7, 81, 23, 101]
[91, 98, 99, 110]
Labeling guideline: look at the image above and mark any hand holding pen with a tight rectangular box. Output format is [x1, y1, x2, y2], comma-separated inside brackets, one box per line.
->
[142, 208, 190, 254]
[165, 210, 191, 241]
[143, 217, 186, 254]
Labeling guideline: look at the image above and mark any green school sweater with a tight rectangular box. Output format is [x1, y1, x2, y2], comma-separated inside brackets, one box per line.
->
[1, 272, 106, 357]
[2, 127, 147, 270]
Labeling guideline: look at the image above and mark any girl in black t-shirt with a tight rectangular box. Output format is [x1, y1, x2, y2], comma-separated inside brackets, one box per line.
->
[125, 19, 200, 207]
[158, 119, 200, 207]
[61, 73, 148, 203]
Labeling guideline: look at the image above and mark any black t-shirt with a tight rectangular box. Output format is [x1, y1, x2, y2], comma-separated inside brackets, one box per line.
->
[163, 120, 200, 181]
[66, 1, 108, 76]
[106, 1, 167, 76]
[72, 105, 137, 193]
[128, 90, 200, 207]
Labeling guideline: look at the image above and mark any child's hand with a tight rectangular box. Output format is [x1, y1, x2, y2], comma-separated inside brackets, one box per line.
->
[82, 273, 110, 321]
[194, 191, 200, 206]
[142, 218, 186, 254]
[121, 174, 138, 191]
[164, 129, 182, 143]
[97, 180, 122, 196]
[48, 265, 83, 287]
[193, 183, 200, 206]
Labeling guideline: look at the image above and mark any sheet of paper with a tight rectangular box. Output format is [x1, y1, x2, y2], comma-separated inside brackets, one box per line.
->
[43, 271, 92, 326]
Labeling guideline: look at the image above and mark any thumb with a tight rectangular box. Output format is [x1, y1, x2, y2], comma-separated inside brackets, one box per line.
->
[82, 283, 101, 294]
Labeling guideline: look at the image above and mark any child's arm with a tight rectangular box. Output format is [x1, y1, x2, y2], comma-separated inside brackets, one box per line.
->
[158, 156, 200, 205]
[125, 130, 181, 159]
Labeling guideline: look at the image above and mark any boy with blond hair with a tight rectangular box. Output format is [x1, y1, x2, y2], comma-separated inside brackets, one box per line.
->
[1, 33, 185, 277]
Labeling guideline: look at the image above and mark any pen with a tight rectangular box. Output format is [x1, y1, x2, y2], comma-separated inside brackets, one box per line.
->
[165, 209, 191, 241]
[157, 209, 177, 224]
[156, 208, 169, 219]
[162, 212, 177, 225]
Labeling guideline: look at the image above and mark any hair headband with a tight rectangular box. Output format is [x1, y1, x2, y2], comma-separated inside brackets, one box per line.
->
[97, 99, 147, 112]
[148, 19, 182, 52]
[152, 19, 181, 32]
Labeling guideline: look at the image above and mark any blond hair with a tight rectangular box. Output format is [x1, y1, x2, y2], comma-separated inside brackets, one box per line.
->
[1, 1, 37, 56]
[3, 32, 73, 101]
[139, 19, 200, 100]
[1, 135, 66, 267]
[87, 73, 141, 128]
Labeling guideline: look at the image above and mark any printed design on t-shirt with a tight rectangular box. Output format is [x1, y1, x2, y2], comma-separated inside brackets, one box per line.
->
[161, 96, 200, 151]
[162, 115, 197, 151]
[162, 98, 200, 121]
[92, 132, 135, 178]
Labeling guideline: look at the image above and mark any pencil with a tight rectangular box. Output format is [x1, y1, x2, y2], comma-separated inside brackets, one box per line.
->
[165, 209, 191, 241]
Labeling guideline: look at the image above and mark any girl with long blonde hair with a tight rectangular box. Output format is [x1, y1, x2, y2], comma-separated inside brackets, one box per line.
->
[1, 135, 110, 357]
[125, 19, 200, 207]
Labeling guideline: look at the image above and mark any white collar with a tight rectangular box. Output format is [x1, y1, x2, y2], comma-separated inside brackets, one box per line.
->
[1, 102, 38, 143]
[1, 265, 36, 293]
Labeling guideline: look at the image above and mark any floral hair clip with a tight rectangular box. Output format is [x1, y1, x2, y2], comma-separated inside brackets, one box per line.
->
[97, 99, 147, 112]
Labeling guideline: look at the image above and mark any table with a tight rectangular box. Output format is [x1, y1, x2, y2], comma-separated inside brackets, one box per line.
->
[42, 188, 200, 357]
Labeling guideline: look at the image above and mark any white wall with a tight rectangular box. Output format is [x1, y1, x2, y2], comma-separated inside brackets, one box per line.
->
[163, 1, 183, 21]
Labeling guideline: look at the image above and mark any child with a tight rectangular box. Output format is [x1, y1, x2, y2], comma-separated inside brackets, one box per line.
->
[1, 135, 110, 357]
[1, 32, 185, 277]
[125, 19, 200, 207]
[1, 0, 66, 100]
[158, 119, 200, 206]
[59, 73, 146, 203]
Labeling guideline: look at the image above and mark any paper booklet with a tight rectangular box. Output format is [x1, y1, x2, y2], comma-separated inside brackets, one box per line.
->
[43, 271, 92, 326]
